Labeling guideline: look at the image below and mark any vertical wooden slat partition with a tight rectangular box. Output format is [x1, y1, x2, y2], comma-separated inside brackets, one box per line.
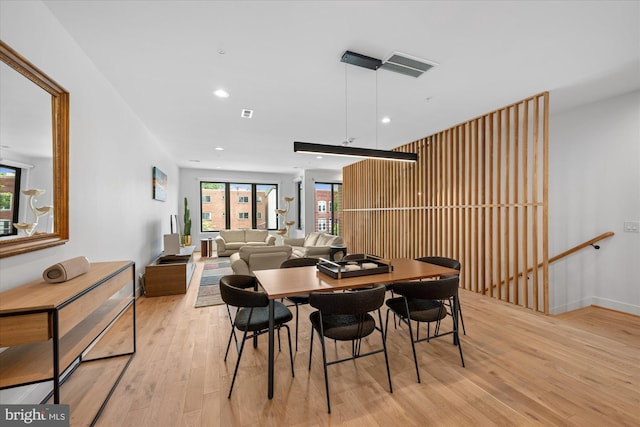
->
[343, 92, 549, 313]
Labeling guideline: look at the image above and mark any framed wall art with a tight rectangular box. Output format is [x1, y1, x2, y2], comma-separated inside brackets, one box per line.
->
[152, 166, 167, 201]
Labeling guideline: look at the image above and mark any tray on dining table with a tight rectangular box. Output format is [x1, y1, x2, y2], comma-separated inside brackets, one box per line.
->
[316, 255, 393, 279]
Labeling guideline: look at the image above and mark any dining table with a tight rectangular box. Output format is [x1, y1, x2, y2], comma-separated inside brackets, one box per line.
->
[253, 258, 460, 399]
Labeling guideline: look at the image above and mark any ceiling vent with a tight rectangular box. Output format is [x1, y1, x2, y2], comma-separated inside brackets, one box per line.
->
[241, 109, 253, 119]
[379, 52, 437, 78]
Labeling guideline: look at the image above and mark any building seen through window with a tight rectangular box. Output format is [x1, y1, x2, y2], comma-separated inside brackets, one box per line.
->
[200, 182, 278, 231]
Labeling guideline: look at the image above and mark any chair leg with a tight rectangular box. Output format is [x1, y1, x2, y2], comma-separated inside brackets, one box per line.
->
[451, 301, 465, 367]
[228, 328, 250, 398]
[277, 327, 282, 352]
[224, 327, 235, 362]
[403, 300, 421, 383]
[283, 324, 295, 378]
[294, 303, 300, 352]
[319, 329, 331, 414]
[458, 299, 467, 335]
[377, 309, 393, 393]
[308, 328, 314, 370]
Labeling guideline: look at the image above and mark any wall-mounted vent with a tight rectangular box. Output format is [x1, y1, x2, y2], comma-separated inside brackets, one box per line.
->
[241, 109, 253, 118]
[380, 52, 438, 78]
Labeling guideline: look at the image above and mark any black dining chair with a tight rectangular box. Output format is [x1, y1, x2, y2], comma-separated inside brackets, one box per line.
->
[220, 275, 294, 398]
[308, 284, 392, 413]
[415, 256, 466, 335]
[280, 257, 319, 351]
[385, 276, 465, 383]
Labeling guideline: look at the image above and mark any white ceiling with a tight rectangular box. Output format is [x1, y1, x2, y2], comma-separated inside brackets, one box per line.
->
[43, 0, 640, 173]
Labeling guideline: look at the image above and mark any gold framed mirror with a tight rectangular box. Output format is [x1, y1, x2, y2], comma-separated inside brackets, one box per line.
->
[0, 40, 69, 258]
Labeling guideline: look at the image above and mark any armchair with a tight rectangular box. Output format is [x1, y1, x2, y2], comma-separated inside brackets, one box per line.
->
[230, 245, 293, 276]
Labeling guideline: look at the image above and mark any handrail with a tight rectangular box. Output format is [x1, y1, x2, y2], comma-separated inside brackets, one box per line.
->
[547, 231, 614, 264]
[492, 231, 615, 289]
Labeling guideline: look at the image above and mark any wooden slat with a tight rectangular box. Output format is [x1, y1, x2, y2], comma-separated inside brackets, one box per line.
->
[341, 92, 549, 312]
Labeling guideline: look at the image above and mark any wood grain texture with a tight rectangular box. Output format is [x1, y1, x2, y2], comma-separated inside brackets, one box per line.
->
[343, 93, 549, 312]
[93, 255, 640, 427]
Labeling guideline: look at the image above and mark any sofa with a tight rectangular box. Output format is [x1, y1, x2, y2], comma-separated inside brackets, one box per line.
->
[230, 245, 293, 276]
[215, 229, 276, 256]
[284, 232, 344, 259]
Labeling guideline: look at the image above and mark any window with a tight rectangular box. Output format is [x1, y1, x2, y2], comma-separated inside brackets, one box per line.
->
[200, 182, 278, 231]
[0, 192, 12, 211]
[296, 180, 302, 230]
[0, 165, 20, 237]
[315, 182, 342, 235]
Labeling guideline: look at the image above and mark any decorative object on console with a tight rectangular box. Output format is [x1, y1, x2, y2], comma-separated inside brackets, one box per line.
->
[13, 189, 53, 237]
[42, 255, 90, 283]
[275, 196, 295, 237]
[152, 166, 167, 201]
[164, 233, 181, 255]
[183, 197, 192, 246]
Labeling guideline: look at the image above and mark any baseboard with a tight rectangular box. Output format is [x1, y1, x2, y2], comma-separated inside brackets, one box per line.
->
[551, 296, 640, 316]
[591, 297, 640, 316]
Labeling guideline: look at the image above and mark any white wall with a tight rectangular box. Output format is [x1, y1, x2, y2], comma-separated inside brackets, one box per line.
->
[549, 90, 640, 314]
[0, 1, 178, 292]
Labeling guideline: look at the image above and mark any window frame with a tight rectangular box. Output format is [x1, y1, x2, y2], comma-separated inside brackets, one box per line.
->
[200, 181, 278, 232]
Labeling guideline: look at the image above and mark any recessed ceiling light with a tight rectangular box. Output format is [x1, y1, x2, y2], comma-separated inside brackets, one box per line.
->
[316, 156, 323, 159]
[381, 116, 391, 124]
[215, 147, 224, 151]
[213, 89, 229, 98]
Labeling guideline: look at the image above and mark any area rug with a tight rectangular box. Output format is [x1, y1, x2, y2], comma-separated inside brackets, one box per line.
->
[194, 257, 232, 308]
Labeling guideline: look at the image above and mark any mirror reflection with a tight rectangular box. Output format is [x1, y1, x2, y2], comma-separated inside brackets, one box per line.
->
[0, 60, 54, 239]
[0, 40, 69, 258]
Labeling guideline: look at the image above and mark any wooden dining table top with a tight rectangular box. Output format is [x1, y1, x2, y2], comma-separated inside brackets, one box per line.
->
[254, 258, 459, 299]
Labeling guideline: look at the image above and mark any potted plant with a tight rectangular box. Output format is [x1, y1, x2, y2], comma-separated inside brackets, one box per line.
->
[183, 197, 192, 246]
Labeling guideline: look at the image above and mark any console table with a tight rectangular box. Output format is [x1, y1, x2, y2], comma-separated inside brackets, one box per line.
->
[144, 245, 196, 296]
[0, 261, 136, 426]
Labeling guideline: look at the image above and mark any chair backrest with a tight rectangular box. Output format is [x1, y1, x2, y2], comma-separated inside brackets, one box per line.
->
[309, 284, 386, 315]
[280, 257, 318, 268]
[416, 256, 460, 279]
[416, 256, 461, 271]
[392, 276, 459, 300]
[219, 275, 268, 308]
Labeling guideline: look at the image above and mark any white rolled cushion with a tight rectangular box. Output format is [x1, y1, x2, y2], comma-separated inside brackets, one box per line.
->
[43, 256, 90, 283]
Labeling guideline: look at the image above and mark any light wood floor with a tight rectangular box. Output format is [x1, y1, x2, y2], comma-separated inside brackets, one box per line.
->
[95, 255, 640, 427]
